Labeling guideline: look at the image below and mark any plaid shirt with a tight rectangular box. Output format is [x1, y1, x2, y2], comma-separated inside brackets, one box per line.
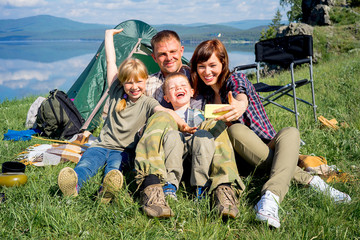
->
[202, 72, 276, 142]
[145, 65, 204, 109]
[175, 108, 205, 128]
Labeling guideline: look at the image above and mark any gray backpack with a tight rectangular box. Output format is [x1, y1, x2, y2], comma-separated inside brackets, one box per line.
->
[35, 89, 85, 139]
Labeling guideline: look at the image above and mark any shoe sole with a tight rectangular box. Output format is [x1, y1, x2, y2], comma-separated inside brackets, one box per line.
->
[58, 167, 78, 197]
[143, 206, 174, 218]
[100, 170, 123, 204]
[220, 211, 238, 219]
[255, 212, 280, 228]
[219, 205, 239, 219]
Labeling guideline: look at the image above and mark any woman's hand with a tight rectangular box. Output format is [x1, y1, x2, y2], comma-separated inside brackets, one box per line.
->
[179, 124, 198, 134]
[214, 91, 248, 122]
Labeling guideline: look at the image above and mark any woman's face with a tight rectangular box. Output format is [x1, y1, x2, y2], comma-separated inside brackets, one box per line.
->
[196, 53, 222, 87]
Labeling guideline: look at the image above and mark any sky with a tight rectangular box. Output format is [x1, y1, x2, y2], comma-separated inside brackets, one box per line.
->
[0, 0, 288, 25]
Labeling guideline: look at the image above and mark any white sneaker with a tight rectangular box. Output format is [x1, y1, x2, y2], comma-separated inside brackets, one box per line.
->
[254, 190, 280, 228]
[309, 176, 351, 203]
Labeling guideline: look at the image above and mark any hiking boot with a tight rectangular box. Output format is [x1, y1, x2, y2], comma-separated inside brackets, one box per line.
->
[254, 190, 280, 228]
[99, 169, 124, 204]
[213, 185, 239, 219]
[163, 182, 177, 201]
[58, 167, 78, 197]
[309, 176, 351, 203]
[140, 184, 174, 218]
[196, 186, 208, 200]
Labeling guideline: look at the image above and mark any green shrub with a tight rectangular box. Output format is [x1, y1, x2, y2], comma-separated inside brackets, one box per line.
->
[330, 7, 360, 25]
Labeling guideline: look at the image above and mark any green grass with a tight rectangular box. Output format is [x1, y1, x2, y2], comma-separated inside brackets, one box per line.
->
[1, 41, 360, 240]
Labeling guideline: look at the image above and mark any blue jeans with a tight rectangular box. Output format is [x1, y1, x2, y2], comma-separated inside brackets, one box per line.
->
[74, 147, 129, 189]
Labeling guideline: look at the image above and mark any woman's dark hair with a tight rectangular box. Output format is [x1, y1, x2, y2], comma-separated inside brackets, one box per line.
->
[190, 39, 230, 96]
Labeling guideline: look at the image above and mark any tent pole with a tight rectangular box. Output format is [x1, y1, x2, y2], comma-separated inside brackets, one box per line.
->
[80, 38, 143, 131]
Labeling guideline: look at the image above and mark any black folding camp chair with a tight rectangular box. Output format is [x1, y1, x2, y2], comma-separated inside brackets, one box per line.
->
[234, 35, 317, 129]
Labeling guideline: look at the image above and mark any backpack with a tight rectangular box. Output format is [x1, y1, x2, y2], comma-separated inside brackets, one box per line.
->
[25, 96, 46, 129]
[36, 89, 85, 139]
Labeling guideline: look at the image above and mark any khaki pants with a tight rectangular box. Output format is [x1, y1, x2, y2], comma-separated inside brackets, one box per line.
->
[163, 129, 214, 188]
[135, 112, 245, 193]
[228, 124, 312, 203]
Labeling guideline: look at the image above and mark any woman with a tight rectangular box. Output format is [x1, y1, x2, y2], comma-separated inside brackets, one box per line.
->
[190, 39, 351, 228]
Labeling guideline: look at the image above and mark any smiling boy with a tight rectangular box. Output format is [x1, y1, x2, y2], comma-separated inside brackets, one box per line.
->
[160, 72, 245, 218]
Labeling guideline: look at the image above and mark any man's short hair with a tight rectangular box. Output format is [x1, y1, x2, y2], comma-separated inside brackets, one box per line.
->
[151, 30, 181, 51]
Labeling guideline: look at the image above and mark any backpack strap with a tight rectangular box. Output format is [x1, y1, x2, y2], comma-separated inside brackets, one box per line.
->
[48, 92, 63, 127]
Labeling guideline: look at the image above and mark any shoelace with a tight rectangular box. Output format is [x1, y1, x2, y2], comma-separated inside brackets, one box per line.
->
[146, 186, 166, 206]
[218, 186, 238, 206]
[257, 195, 278, 216]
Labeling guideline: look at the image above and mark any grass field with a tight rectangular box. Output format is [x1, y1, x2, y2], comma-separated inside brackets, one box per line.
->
[1, 46, 360, 239]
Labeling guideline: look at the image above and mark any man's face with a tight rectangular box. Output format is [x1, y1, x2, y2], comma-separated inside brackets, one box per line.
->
[152, 38, 184, 77]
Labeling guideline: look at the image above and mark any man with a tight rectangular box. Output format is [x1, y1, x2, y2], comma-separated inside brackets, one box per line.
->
[135, 30, 244, 219]
[146, 30, 203, 109]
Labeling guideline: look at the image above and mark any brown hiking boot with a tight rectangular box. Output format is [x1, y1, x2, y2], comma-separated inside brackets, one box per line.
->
[58, 167, 78, 197]
[214, 185, 239, 219]
[99, 169, 124, 204]
[140, 184, 174, 218]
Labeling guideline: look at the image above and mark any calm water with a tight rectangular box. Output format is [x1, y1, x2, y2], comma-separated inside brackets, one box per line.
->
[0, 41, 255, 103]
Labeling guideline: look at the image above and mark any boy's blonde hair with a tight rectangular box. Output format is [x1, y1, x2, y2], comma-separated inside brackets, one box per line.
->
[162, 72, 190, 96]
[116, 58, 148, 112]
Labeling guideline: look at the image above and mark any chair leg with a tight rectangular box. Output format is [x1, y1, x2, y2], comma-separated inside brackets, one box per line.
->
[291, 63, 300, 129]
[309, 57, 317, 122]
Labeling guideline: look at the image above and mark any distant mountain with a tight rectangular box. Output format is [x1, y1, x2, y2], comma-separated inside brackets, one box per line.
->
[218, 20, 287, 29]
[0, 15, 112, 41]
[153, 23, 267, 43]
[0, 15, 273, 42]
[1, 15, 111, 32]
[153, 19, 285, 30]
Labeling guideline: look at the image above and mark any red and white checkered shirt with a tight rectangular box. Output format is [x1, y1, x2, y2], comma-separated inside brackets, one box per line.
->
[202, 72, 276, 142]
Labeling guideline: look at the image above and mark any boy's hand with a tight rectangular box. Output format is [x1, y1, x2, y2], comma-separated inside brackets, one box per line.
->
[180, 124, 197, 134]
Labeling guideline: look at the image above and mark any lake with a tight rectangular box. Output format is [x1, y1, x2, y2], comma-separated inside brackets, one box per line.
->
[0, 41, 255, 103]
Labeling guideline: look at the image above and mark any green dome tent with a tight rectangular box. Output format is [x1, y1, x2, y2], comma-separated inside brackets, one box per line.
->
[67, 19, 188, 130]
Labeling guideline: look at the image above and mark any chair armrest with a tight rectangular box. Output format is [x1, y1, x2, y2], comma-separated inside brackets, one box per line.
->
[234, 63, 257, 71]
[293, 58, 310, 65]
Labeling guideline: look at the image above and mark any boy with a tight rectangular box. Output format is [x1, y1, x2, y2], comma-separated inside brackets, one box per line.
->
[161, 72, 244, 215]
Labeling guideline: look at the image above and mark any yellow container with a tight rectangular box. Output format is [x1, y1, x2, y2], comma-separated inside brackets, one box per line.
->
[0, 173, 28, 187]
[204, 104, 230, 118]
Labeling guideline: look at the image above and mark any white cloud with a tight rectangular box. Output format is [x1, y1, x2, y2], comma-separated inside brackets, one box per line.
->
[30, 77, 67, 90]
[0, 0, 47, 7]
[0, 0, 285, 24]
[67, 8, 91, 18]
[0, 70, 50, 84]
